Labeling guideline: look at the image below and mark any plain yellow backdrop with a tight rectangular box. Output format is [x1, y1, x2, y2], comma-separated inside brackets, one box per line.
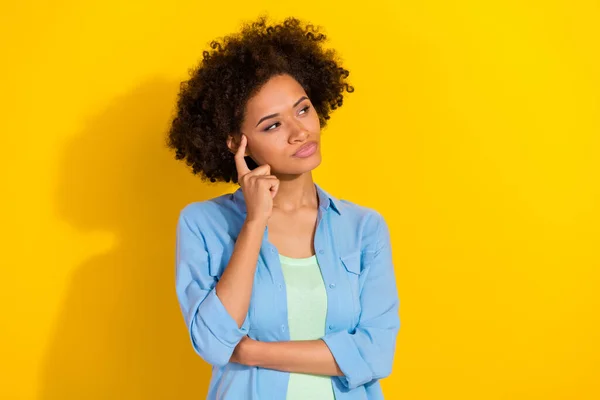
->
[1, 1, 599, 399]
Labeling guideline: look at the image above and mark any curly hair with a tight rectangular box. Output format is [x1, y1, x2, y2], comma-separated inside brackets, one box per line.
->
[166, 15, 354, 184]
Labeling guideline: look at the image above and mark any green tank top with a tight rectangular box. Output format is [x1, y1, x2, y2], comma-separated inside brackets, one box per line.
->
[278, 253, 336, 400]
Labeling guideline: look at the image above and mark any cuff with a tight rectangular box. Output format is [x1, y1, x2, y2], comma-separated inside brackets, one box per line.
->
[322, 330, 373, 389]
[198, 288, 250, 347]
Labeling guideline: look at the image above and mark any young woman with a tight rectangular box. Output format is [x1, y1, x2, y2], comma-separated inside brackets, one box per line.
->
[168, 15, 400, 400]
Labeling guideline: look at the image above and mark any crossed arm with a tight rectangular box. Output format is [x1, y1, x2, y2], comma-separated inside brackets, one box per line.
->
[176, 209, 400, 390]
[230, 337, 344, 376]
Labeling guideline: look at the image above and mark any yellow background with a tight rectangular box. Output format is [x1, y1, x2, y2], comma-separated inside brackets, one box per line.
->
[1, 1, 599, 399]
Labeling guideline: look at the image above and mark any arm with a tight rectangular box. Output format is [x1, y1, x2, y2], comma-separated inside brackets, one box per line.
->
[321, 211, 401, 389]
[233, 337, 344, 376]
[175, 206, 265, 367]
[215, 218, 265, 327]
[232, 212, 401, 387]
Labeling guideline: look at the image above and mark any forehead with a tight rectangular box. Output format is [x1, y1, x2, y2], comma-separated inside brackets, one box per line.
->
[245, 74, 307, 113]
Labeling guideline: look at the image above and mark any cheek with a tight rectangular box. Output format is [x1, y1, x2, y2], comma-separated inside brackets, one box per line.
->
[308, 112, 321, 131]
[251, 138, 284, 162]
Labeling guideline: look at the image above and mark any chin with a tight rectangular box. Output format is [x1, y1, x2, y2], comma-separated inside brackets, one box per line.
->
[295, 156, 322, 172]
[278, 155, 322, 175]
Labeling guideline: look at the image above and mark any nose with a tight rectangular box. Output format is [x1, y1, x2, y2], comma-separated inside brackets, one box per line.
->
[288, 116, 309, 142]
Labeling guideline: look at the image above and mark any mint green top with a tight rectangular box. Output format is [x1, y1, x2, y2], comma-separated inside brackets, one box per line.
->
[278, 253, 336, 400]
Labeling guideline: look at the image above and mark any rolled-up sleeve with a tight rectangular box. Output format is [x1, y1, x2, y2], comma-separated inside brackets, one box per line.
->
[322, 211, 401, 390]
[175, 208, 250, 367]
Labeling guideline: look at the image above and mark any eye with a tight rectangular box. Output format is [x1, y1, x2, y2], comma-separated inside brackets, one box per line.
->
[262, 105, 310, 132]
[264, 122, 280, 131]
[299, 105, 311, 115]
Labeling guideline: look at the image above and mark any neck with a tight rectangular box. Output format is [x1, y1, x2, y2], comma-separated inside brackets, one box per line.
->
[271, 172, 317, 212]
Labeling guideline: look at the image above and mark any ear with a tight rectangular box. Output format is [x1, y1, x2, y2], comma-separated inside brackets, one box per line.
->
[226, 135, 236, 154]
[227, 134, 250, 156]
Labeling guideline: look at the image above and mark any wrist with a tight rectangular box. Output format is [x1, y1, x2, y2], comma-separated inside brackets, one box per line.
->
[246, 339, 267, 367]
[244, 217, 268, 230]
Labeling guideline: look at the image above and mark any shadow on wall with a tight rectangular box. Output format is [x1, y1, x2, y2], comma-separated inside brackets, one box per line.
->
[41, 77, 230, 399]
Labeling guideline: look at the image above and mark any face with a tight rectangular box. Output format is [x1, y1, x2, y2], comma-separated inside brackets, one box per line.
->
[227, 73, 322, 177]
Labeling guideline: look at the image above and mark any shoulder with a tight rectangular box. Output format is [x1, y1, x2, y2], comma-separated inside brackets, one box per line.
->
[177, 192, 240, 234]
[335, 197, 387, 229]
[330, 196, 389, 253]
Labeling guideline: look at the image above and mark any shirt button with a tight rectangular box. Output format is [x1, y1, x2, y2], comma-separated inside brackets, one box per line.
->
[328, 325, 334, 330]
[278, 283, 283, 290]
[319, 249, 325, 254]
[281, 325, 286, 332]
[271, 248, 276, 253]
[329, 283, 336, 289]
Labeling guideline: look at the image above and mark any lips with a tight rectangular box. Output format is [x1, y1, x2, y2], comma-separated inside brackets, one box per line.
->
[293, 141, 318, 157]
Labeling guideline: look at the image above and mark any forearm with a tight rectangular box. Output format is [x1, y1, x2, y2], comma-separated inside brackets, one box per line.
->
[215, 218, 265, 327]
[253, 339, 343, 376]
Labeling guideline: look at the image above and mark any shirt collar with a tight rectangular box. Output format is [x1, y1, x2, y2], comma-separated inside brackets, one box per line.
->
[232, 182, 342, 216]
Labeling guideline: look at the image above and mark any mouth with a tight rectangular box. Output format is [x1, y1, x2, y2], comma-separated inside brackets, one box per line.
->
[293, 141, 318, 158]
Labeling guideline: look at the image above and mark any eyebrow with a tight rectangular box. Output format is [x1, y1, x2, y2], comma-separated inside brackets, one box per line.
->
[255, 96, 309, 127]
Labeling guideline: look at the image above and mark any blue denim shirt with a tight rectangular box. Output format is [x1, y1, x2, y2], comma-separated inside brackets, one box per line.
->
[175, 182, 401, 399]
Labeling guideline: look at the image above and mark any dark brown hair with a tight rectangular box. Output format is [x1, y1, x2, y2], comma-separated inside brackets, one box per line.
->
[166, 15, 354, 183]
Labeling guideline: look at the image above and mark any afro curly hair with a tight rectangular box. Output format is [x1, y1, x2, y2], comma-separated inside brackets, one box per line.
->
[166, 14, 354, 184]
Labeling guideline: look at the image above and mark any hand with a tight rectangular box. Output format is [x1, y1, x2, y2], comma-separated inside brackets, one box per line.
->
[234, 134, 280, 223]
[230, 335, 260, 366]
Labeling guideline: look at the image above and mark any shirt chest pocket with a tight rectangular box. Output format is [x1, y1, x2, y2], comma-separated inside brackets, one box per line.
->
[339, 250, 363, 326]
[340, 251, 362, 275]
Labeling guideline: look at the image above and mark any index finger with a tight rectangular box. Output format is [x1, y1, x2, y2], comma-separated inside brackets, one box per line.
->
[234, 134, 251, 178]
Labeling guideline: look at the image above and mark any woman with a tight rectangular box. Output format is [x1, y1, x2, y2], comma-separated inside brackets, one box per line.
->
[167, 15, 400, 400]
